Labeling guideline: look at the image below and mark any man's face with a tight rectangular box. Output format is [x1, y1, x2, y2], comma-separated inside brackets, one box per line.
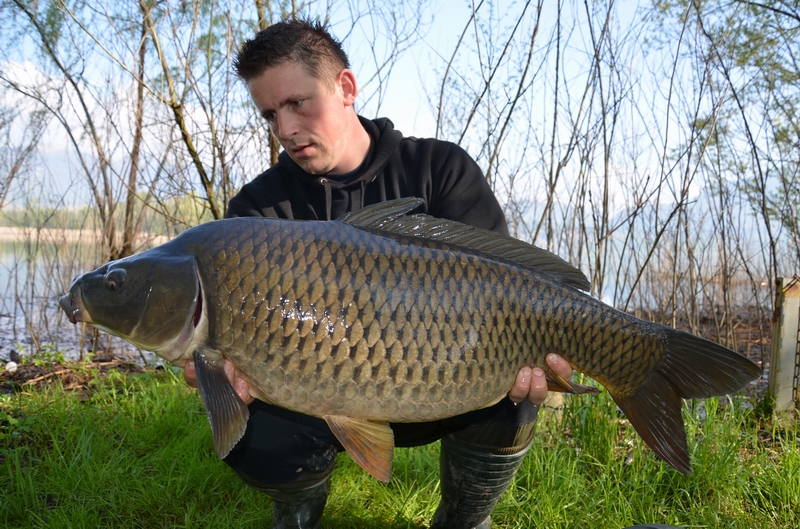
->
[247, 61, 356, 175]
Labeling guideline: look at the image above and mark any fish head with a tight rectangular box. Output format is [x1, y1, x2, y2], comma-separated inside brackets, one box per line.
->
[59, 249, 204, 364]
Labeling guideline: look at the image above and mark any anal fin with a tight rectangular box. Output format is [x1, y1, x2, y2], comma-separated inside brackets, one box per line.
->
[325, 415, 394, 482]
[193, 350, 250, 459]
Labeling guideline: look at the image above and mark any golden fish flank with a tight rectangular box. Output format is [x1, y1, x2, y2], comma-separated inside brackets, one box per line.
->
[59, 198, 761, 482]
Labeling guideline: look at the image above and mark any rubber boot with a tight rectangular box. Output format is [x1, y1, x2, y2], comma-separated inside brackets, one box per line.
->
[431, 438, 531, 529]
[234, 468, 331, 529]
[265, 478, 330, 529]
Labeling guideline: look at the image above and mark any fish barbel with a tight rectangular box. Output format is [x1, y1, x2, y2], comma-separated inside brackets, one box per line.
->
[59, 198, 761, 481]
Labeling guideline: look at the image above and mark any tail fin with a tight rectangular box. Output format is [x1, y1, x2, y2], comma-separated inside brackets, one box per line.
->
[613, 328, 761, 474]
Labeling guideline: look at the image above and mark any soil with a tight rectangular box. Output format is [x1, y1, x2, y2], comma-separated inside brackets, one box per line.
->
[0, 356, 150, 395]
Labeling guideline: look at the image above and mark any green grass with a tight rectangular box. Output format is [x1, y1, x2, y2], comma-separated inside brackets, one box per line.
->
[1, 368, 797, 528]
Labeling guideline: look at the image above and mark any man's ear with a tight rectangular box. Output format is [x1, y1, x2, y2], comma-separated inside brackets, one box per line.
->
[338, 69, 358, 106]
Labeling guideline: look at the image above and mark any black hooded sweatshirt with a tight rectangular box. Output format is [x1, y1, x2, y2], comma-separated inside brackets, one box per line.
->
[220, 117, 539, 463]
[225, 116, 509, 236]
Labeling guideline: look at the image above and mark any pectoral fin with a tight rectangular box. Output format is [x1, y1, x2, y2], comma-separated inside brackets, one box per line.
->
[193, 350, 250, 459]
[325, 415, 394, 482]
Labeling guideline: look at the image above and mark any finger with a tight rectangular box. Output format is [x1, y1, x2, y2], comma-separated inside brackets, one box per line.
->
[508, 366, 532, 403]
[223, 359, 237, 385]
[183, 361, 198, 387]
[527, 367, 548, 406]
[547, 353, 573, 380]
[234, 377, 254, 405]
[224, 359, 254, 405]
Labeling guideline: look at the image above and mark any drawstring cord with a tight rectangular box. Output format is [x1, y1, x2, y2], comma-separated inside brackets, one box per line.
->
[320, 178, 331, 221]
[319, 176, 370, 219]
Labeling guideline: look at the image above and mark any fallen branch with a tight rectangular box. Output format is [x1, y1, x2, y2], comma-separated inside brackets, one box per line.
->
[22, 369, 72, 386]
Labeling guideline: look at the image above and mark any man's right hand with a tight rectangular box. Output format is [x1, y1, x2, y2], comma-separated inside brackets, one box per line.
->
[183, 359, 254, 405]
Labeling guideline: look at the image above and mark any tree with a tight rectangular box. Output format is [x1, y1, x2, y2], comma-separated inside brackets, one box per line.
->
[0, 107, 47, 211]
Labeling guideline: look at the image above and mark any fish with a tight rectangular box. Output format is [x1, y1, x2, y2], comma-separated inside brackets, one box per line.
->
[58, 198, 761, 481]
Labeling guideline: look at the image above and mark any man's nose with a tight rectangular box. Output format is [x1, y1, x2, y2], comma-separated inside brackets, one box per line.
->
[275, 111, 298, 140]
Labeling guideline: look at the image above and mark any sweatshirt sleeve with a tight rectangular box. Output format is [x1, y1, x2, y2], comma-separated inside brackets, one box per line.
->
[224, 171, 283, 219]
[429, 142, 509, 236]
[225, 192, 263, 218]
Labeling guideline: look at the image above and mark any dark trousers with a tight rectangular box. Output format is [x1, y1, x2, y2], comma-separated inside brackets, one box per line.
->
[224, 396, 539, 488]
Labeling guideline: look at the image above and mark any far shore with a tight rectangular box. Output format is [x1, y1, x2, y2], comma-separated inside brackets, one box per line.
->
[0, 226, 170, 247]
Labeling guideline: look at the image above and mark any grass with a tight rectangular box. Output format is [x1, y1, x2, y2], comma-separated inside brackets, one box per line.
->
[1, 367, 798, 528]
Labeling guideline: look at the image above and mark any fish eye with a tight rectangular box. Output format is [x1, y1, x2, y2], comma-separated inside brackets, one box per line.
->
[104, 268, 126, 291]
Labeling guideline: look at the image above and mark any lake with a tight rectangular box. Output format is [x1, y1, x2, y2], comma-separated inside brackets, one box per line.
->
[0, 228, 166, 364]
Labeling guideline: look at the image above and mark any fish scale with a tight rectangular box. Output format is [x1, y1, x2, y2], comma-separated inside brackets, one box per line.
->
[189, 218, 631, 420]
[60, 198, 761, 481]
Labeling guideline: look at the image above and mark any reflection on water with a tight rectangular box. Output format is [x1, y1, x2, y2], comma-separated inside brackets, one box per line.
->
[0, 236, 144, 363]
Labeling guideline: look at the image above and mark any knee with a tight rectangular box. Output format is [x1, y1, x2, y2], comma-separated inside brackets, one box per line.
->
[444, 403, 539, 454]
[224, 440, 338, 490]
[230, 463, 335, 494]
[221, 400, 341, 490]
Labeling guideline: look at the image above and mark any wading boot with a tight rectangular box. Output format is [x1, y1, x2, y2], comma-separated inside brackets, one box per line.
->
[431, 438, 531, 529]
[234, 468, 331, 529]
[265, 478, 330, 529]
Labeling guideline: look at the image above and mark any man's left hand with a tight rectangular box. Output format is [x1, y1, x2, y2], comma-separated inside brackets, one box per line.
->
[508, 353, 572, 405]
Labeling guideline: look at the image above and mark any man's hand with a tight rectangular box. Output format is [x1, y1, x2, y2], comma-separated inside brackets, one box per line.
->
[507, 353, 572, 405]
[184, 353, 573, 409]
[183, 359, 255, 405]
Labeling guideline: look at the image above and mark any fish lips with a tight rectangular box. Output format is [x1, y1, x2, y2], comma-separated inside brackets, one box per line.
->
[58, 283, 91, 325]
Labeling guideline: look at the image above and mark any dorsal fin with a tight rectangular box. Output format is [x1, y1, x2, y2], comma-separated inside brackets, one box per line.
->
[338, 197, 425, 227]
[339, 198, 590, 292]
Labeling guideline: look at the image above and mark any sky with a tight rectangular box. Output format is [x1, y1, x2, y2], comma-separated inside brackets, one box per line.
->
[1, 0, 692, 219]
[339, 0, 644, 138]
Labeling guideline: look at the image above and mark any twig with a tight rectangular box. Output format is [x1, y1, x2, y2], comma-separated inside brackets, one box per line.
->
[22, 369, 72, 386]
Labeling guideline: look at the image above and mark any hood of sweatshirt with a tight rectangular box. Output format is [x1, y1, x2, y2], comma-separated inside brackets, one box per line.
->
[274, 116, 403, 219]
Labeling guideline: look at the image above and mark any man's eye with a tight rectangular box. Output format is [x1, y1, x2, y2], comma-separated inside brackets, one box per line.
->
[264, 112, 276, 123]
[292, 99, 303, 107]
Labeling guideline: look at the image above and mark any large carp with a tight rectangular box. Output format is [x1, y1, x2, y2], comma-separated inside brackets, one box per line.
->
[59, 198, 760, 481]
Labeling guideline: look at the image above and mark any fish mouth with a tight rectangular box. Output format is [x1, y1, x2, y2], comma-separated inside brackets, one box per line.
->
[58, 288, 90, 325]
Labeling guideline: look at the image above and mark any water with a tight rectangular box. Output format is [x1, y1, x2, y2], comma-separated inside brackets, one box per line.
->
[0, 233, 146, 364]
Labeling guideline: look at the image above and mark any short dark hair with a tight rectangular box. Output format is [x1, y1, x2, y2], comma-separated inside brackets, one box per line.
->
[234, 19, 350, 83]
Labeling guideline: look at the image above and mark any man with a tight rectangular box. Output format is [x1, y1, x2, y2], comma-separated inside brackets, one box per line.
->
[184, 19, 573, 529]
